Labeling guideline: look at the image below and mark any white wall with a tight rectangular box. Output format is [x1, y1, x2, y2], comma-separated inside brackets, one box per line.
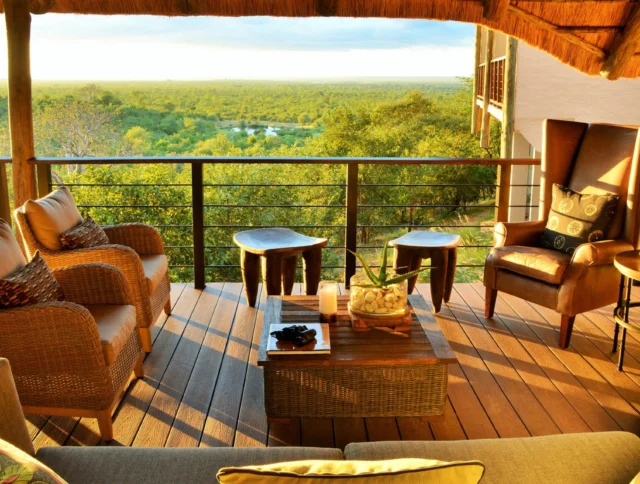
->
[514, 42, 640, 151]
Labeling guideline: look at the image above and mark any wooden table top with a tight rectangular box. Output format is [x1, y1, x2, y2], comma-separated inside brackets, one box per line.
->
[615, 250, 640, 281]
[233, 228, 327, 255]
[389, 231, 461, 249]
[258, 295, 457, 368]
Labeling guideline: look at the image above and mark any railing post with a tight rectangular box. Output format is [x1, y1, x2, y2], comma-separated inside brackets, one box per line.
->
[345, 162, 358, 287]
[36, 163, 51, 198]
[0, 162, 11, 225]
[191, 162, 206, 289]
[495, 163, 512, 223]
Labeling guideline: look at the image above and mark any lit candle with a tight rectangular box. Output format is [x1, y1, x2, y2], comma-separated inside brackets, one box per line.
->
[318, 281, 338, 324]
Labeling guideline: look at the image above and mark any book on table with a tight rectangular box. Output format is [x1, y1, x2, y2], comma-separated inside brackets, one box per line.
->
[267, 323, 331, 355]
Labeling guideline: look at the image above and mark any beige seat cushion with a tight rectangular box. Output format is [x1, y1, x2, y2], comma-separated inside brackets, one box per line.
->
[491, 245, 571, 285]
[141, 255, 168, 294]
[85, 304, 137, 366]
[0, 221, 26, 278]
[23, 187, 83, 251]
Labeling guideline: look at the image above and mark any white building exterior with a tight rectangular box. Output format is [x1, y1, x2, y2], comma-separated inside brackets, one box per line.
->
[474, 30, 640, 222]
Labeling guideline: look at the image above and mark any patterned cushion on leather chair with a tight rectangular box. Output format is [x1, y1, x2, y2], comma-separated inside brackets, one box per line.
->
[541, 184, 619, 255]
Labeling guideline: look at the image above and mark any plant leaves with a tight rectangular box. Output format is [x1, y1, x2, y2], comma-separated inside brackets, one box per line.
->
[379, 240, 389, 284]
[348, 250, 380, 286]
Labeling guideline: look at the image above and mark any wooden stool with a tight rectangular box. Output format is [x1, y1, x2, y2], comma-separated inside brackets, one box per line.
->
[233, 228, 328, 307]
[613, 251, 640, 371]
[389, 231, 461, 313]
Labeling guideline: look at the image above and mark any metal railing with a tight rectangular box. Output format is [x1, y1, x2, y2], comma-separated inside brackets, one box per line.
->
[5, 156, 541, 289]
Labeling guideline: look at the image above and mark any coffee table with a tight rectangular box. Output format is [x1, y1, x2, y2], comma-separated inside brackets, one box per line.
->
[258, 294, 457, 422]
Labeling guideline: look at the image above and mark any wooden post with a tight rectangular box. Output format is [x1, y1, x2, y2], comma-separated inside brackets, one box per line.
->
[36, 164, 52, 198]
[500, 36, 517, 159]
[191, 163, 206, 289]
[0, 162, 11, 224]
[471, 26, 482, 135]
[5, 0, 37, 209]
[345, 162, 358, 287]
[496, 36, 517, 223]
[480, 28, 494, 149]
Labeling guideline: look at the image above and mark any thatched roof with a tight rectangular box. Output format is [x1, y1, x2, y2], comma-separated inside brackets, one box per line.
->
[7, 0, 640, 79]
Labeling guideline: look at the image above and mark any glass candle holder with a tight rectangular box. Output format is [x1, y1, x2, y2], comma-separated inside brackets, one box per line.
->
[318, 280, 338, 324]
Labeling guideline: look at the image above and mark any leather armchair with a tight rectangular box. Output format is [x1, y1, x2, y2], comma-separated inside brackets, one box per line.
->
[484, 120, 640, 348]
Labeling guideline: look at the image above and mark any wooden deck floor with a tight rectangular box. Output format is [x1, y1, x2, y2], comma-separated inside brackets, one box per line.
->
[28, 282, 640, 451]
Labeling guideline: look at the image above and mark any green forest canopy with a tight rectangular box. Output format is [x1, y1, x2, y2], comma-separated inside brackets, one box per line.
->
[0, 79, 505, 283]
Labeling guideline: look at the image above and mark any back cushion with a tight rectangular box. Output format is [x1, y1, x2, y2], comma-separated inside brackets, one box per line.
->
[0, 220, 26, 278]
[568, 125, 638, 240]
[24, 187, 83, 251]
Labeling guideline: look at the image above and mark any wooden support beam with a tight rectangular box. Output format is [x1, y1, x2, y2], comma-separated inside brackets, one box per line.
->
[500, 36, 517, 159]
[484, 0, 510, 21]
[315, 0, 338, 16]
[480, 28, 494, 149]
[5, 0, 37, 209]
[471, 26, 482, 135]
[600, 5, 640, 80]
[509, 5, 606, 59]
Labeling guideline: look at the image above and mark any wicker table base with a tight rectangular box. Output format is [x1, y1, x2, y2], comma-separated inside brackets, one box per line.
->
[258, 295, 457, 421]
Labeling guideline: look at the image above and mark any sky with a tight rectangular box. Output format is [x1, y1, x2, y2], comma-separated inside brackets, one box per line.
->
[0, 15, 475, 80]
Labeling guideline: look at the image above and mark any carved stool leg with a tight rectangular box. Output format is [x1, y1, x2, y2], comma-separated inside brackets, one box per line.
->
[430, 249, 448, 313]
[444, 247, 457, 302]
[262, 255, 283, 296]
[282, 255, 297, 295]
[302, 247, 322, 295]
[241, 249, 261, 307]
[408, 252, 422, 295]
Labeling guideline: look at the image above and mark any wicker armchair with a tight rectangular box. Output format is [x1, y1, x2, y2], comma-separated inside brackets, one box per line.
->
[0, 261, 144, 441]
[14, 189, 171, 352]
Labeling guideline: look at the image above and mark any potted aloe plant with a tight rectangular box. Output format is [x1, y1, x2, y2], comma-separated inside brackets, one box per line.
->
[348, 241, 428, 318]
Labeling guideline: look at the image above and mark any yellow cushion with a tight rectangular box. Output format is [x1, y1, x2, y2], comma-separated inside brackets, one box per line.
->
[141, 254, 168, 294]
[0, 438, 68, 483]
[0, 220, 26, 278]
[217, 458, 484, 483]
[85, 304, 137, 366]
[491, 245, 571, 285]
[24, 187, 82, 251]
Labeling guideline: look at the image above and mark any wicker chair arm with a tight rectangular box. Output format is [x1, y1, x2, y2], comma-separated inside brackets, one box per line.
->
[102, 223, 166, 256]
[0, 302, 114, 410]
[53, 263, 133, 306]
[39, 245, 153, 327]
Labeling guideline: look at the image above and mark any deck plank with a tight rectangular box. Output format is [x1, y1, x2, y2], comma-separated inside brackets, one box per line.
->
[200, 284, 261, 447]
[165, 283, 242, 447]
[133, 284, 222, 447]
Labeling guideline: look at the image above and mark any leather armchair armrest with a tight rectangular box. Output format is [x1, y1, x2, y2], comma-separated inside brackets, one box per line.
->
[102, 223, 165, 256]
[493, 220, 547, 248]
[570, 239, 634, 267]
[53, 263, 133, 306]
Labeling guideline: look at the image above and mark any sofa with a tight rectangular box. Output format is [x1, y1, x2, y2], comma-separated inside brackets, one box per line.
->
[1, 359, 639, 483]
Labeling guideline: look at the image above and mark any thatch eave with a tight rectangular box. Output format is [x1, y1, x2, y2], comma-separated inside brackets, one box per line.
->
[2, 0, 640, 79]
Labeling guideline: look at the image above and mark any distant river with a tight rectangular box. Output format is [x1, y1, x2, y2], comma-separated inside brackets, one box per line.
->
[232, 126, 281, 137]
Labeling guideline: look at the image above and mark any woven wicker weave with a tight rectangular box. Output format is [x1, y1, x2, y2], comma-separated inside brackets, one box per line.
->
[15, 210, 171, 352]
[0, 264, 143, 414]
[264, 364, 448, 418]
